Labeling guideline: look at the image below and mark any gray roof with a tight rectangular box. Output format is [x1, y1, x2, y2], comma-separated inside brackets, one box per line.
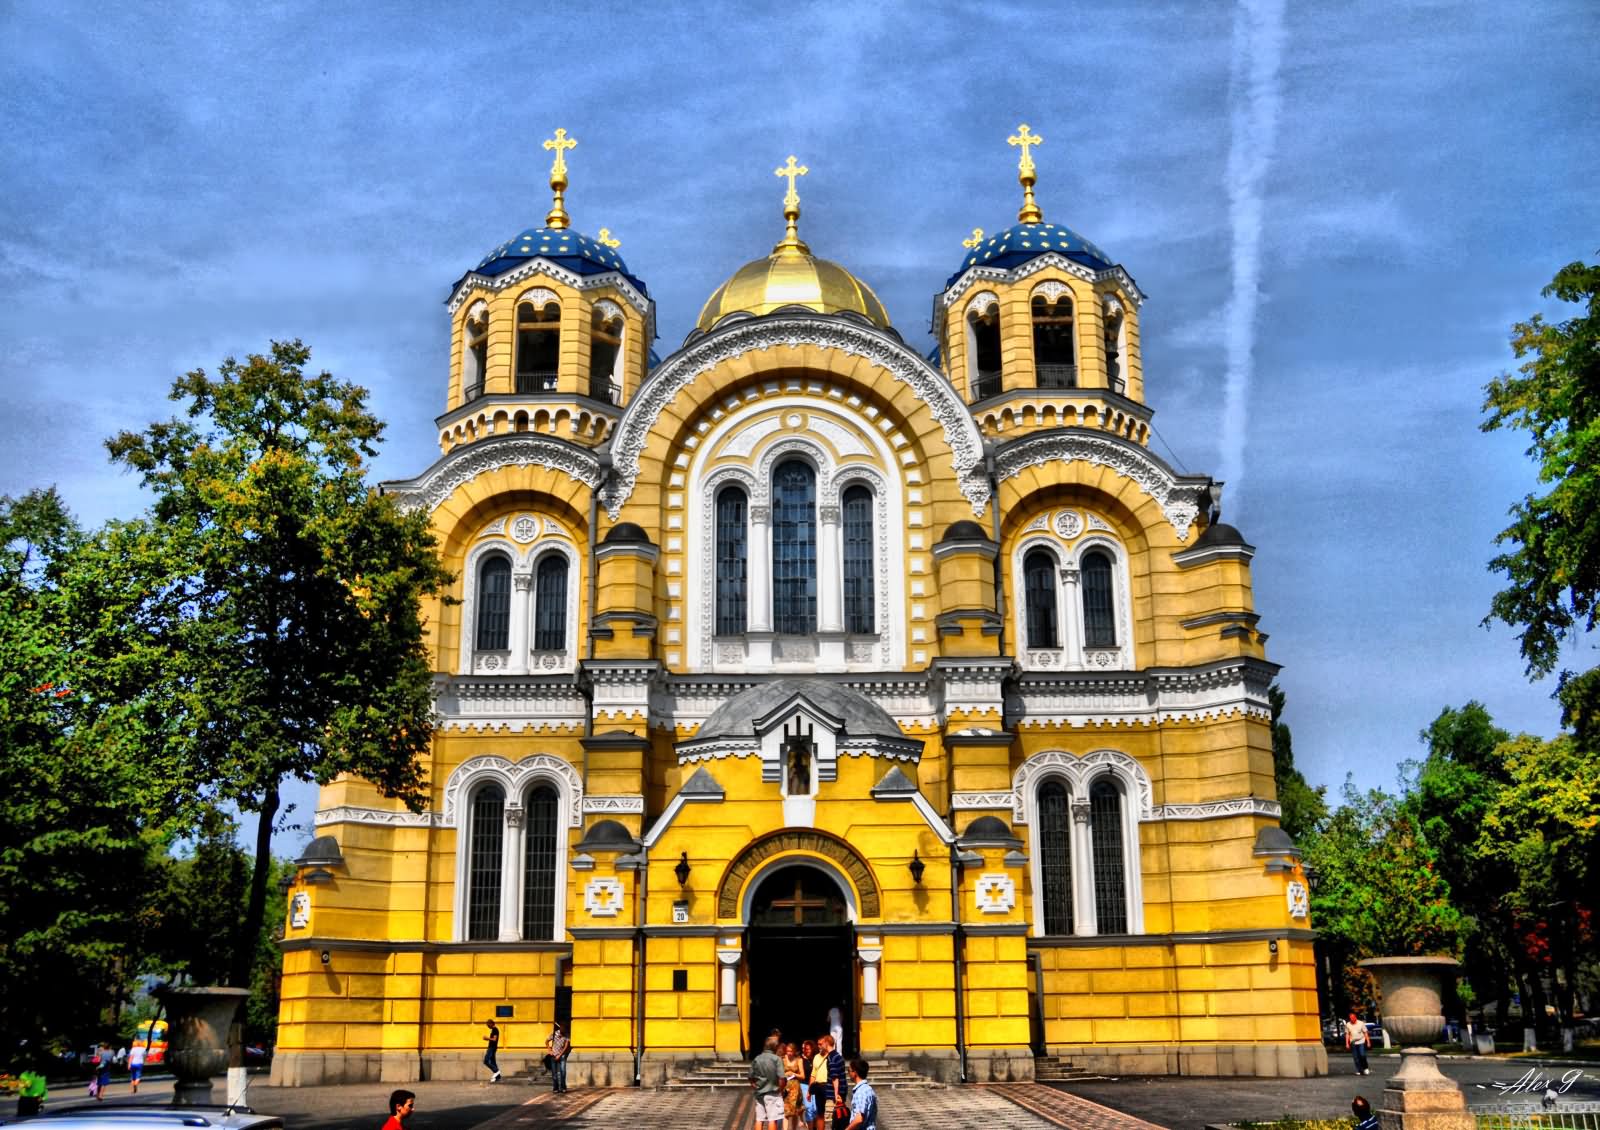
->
[697, 678, 904, 741]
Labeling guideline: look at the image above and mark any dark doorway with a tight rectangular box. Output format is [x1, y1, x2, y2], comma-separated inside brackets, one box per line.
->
[747, 865, 855, 1055]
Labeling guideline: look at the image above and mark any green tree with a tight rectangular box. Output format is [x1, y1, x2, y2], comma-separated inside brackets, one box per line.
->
[1268, 683, 1328, 841]
[0, 490, 167, 1052]
[101, 340, 452, 986]
[1482, 260, 1600, 742]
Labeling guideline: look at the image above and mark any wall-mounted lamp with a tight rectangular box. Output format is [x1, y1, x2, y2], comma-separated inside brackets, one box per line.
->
[319, 950, 331, 966]
[908, 851, 926, 885]
[1268, 939, 1279, 956]
[674, 851, 692, 887]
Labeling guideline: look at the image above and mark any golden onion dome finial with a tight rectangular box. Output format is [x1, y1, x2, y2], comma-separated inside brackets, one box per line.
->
[962, 228, 985, 249]
[1008, 123, 1044, 224]
[773, 154, 811, 256]
[597, 228, 620, 248]
[542, 127, 578, 230]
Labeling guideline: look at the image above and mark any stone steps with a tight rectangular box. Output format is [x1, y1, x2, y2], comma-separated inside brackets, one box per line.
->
[1033, 1055, 1105, 1083]
[662, 1060, 942, 1090]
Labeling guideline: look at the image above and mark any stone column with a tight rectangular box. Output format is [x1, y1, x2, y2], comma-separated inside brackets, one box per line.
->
[748, 505, 772, 632]
[509, 572, 533, 674]
[858, 945, 882, 1019]
[1070, 798, 1095, 936]
[817, 504, 843, 633]
[499, 806, 524, 941]
[717, 948, 742, 1022]
[1059, 567, 1082, 664]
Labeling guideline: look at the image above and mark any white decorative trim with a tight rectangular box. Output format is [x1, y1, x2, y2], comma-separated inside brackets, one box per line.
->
[738, 853, 860, 924]
[952, 791, 1014, 811]
[995, 432, 1208, 541]
[1012, 748, 1155, 825]
[442, 753, 584, 828]
[604, 314, 990, 518]
[583, 795, 646, 815]
[943, 252, 1146, 310]
[383, 435, 603, 514]
[315, 805, 447, 828]
[1011, 533, 1135, 672]
[458, 537, 579, 676]
[965, 289, 1000, 318]
[592, 298, 625, 322]
[289, 892, 310, 929]
[974, 873, 1016, 914]
[448, 257, 650, 321]
[1153, 796, 1282, 820]
[583, 876, 625, 918]
[517, 286, 559, 308]
[1032, 280, 1073, 303]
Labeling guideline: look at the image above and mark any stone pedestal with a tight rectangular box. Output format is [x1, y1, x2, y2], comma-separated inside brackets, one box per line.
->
[157, 986, 250, 1106]
[1377, 1048, 1475, 1130]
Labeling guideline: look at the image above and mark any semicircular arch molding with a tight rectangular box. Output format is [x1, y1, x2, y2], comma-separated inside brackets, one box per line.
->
[442, 753, 584, 828]
[1011, 748, 1154, 825]
[383, 434, 605, 515]
[603, 314, 989, 519]
[994, 431, 1210, 542]
[716, 828, 881, 920]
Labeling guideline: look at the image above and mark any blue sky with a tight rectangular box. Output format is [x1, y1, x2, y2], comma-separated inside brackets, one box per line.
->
[2, 2, 1595, 854]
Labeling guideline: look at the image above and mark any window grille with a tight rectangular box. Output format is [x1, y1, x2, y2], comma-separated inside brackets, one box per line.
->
[842, 485, 875, 634]
[467, 785, 505, 941]
[1038, 781, 1074, 935]
[1082, 550, 1116, 647]
[715, 488, 747, 635]
[476, 556, 512, 651]
[1024, 549, 1059, 648]
[589, 310, 622, 403]
[969, 307, 1003, 400]
[1032, 296, 1076, 388]
[521, 785, 559, 940]
[533, 554, 568, 651]
[516, 301, 560, 393]
[1090, 780, 1128, 934]
[771, 461, 817, 634]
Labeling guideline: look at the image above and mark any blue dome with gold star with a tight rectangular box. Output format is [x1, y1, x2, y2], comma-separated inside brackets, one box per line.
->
[471, 227, 648, 295]
[945, 222, 1114, 288]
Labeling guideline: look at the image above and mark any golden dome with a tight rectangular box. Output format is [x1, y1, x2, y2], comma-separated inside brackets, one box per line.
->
[695, 153, 891, 333]
[695, 248, 891, 333]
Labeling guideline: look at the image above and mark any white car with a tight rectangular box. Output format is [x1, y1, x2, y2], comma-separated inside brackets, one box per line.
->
[1, 1108, 282, 1130]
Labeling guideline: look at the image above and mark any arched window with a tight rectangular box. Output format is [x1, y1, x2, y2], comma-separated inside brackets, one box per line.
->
[715, 487, 748, 636]
[1081, 550, 1116, 648]
[466, 784, 505, 941]
[533, 554, 568, 651]
[463, 309, 488, 401]
[1104, 311, 1124, 394]
[842, 485, 874, 634]
[1090, 779, 1128, 934]
[521, 785, 560, 940]
[1038, 780, 1074, 935]
[772, 461, 817, 634]
[516, 300, 561, 393]
[588, 307, 623, 403]
[476, 555, 512, 651]
[967, 303, 1002, 401]
[1032, 294, 1076, 388]
[1023, 549, 1059, 648]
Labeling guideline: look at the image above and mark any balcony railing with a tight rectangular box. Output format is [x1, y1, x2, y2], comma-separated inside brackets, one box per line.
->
[515, 370, 559, 393]
[589, 377, 621, 404]
[1036, 363, 1078, 389]
[972, 370, 1002, 401]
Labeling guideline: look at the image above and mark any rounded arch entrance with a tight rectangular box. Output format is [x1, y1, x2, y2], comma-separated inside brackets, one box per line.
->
[716, 829, 881, 922]
[743, 862, 858, 1058]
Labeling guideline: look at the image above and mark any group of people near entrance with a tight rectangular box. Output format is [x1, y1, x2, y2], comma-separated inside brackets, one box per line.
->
[749, 1030, 877, 1130]
[477, 1018, 570, 1090]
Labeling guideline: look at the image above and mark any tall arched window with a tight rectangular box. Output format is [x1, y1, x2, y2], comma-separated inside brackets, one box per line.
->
[842, 485, 874, 634]
[1032, 294, 1076, 388]
[533, 554, 568, 651]
[588, 307, 623, 403]
[715, 487, 748, 635]
[1104, 311, 1124, 394]
[772, 461, 817, 634]
[466, 784, 505, 941]
[1081, 550, 1116, 648]
[1090, 779, 1128, 934]
[968, 304, 1002, 401]
[516, 300, 561, 392]
[521, 785, 559, 940]
[476, 556, 512, 651]
[463, 309, 488, 400]
[1023, 549, 1059, 648]
[1038, 780, 1074, 935]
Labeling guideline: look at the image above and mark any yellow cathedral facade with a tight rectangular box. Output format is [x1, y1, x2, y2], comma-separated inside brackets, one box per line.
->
[272, 126, 1326, 1087]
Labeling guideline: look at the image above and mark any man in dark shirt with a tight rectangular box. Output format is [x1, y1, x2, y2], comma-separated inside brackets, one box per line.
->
[483, 1019, 501, 1082]
[823, 1034, 847, 1124]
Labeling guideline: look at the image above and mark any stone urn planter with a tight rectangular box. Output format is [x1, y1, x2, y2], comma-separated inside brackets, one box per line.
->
[1357, 957, 1472, 1130]
[156, 986, 250, 1106]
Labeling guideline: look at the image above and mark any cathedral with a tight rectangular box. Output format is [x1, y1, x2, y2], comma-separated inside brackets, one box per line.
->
[272, 126, 1325, 1086]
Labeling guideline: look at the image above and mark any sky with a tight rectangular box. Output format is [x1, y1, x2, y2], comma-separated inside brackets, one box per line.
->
[2, 2, 1595, 855]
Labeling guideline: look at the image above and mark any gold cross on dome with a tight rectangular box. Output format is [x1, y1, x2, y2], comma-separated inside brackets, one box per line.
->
[1008, 123, 1045, 224]
[772, 155, 811, 255]
[541, 128, 578, 230]
[1008, 124, 1042, 173]
[775, 155, 808, 208]
[543, 128, 577, 176]
[963, 228, 985, 249]
[597, 228, 621, 248]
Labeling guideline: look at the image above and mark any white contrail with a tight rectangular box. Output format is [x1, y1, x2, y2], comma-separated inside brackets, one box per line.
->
[1218, 0, 1287, 516]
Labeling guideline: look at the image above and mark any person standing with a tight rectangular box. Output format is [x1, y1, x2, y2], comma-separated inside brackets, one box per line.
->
[781, 1041, 805, 1130]
[1345, 1011, 1371, 1076]
[809, 1038, 829, 1130]
[381, 1090, 415, 1130]
[16, 1067, 47, 1118]
[1351, 1095, 1378, 1130]
[750, 1034, 784, 1130]
[94, 1043, 113, 1100]
[843, 1060, 877, 1130]
[482, 1019, 501, 1083]
[545, 1021, 571, 1093]
[127, 1041, 147, 1093]
[824, 1035, 846, 1125]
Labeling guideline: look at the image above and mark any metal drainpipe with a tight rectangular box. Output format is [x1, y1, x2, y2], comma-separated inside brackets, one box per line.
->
[949, 844, 968, 1083]
[632, 849, 648, 1086]
[985, 442, 1005, 655]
